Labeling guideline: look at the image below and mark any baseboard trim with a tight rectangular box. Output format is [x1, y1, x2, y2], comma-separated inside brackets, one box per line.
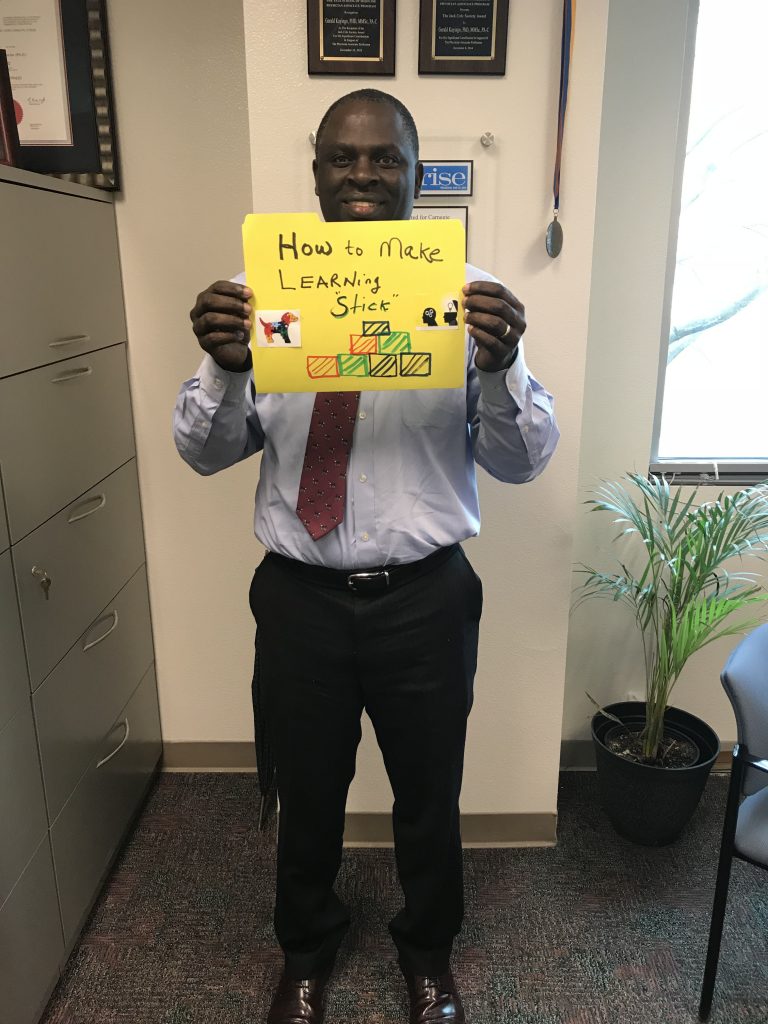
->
[560, 739, 597, 770]
[160, 744, 556, 846]
[161, 739, 734, 776]
[162, 742, 256, 771]
[343, 812, 557, 848]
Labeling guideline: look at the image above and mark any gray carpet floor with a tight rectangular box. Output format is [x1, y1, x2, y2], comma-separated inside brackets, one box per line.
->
[41, 772, 768, 1023]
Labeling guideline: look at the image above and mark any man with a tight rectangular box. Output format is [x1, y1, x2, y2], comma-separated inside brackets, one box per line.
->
[174, 89, 558, 1024]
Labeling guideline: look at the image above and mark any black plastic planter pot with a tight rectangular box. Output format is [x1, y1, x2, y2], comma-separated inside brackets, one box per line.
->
[591, 701, 720, 846]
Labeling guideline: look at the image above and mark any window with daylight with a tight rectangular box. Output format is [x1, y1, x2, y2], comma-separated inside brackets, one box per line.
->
[651, 0, 768, 479]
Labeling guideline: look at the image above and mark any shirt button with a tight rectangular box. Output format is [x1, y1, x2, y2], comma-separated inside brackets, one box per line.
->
[359, 411, 367, 420]
[359, 473, 367, 482]
[523, 426, 530, 434]
[361, 532, 370, 542]
[214, 377, 224, 389]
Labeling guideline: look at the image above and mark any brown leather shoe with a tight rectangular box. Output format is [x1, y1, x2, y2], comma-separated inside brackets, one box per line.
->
[400, 967, 466, 1023]
[266, 967, 331, 1024]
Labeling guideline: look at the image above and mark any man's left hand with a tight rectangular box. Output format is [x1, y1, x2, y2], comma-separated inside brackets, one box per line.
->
[463, 280, 526, 373]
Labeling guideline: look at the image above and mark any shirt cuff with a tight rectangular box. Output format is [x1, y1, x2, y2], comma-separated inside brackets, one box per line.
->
[198, 353, 252, 403]
[476, 341, 530, 411]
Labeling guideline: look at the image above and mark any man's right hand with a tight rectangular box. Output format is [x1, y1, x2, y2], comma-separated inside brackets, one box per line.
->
[190, 280, 253, 372]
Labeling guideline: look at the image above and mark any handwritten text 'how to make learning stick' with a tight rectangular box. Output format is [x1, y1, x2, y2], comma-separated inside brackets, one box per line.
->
[275, 230, 445, 318]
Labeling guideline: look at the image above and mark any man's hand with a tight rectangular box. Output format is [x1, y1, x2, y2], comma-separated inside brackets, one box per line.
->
[190, 281, 254, 372]
[462, 280, 526, 373]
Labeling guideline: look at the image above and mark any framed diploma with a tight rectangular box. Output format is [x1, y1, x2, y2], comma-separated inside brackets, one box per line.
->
[419, 0, 509, 75]
[307, 0, 396, 76]
[0, 49, 20, 166]
[0, 0, 119, 188]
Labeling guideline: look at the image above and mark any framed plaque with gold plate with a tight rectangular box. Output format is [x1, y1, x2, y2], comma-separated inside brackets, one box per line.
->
[307, 0, 396, 76]
[419, 0, 509, 75]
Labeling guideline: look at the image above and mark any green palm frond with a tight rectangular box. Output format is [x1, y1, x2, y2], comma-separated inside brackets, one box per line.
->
[577, 475, 768, 760]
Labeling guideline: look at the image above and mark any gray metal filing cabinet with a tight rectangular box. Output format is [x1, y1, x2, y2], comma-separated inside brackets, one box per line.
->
[0, 166, 161, 1023]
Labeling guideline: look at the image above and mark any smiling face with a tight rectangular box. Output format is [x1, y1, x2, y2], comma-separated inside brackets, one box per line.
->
[313, 100, 423, 223]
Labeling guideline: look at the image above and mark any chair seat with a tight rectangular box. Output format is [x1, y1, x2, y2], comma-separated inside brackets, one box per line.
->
[735, 787, 768, 865]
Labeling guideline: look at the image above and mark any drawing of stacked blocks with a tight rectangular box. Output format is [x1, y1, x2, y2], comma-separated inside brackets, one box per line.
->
[306, 321, 432, 380]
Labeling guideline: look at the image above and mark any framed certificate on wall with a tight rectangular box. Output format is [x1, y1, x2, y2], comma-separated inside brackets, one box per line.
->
[307, 0, 396, 76]
[0, 49, 20, 166]
[419, 0, 509, 75]
[0, 0, 119, 188]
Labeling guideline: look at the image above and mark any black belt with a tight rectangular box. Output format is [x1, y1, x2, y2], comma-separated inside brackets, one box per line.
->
[265, 544, 459, 595]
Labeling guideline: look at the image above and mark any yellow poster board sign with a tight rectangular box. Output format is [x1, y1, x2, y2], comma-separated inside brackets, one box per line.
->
[242, 213, 466, 393]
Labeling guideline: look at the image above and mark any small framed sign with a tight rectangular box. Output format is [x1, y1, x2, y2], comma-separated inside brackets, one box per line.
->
[419, 0, 509, 76]
[419, 160, 473, 197]
[307, 0, 396, 76]
[411, 206, 468, 258]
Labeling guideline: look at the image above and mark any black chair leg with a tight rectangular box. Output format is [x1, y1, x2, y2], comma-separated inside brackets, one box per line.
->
[699, 847, 735, 1019]
[699, 754, 744, 1021]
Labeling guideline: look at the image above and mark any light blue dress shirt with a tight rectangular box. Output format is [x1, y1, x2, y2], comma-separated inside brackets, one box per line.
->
[173, 264, 559, 569]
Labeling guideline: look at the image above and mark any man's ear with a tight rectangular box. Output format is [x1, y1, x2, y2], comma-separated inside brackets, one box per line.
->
[312, 158, 319, 196]
[414, 161, 424, 199]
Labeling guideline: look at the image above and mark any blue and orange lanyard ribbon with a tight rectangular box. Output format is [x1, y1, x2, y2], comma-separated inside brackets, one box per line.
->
[548, 0, 575, 257]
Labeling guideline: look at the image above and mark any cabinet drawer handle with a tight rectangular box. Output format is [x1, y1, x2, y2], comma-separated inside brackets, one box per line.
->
[96, 718, 130, 768]
[31, 565, 52, 600]
[50, 366, 93, 383]
[49, 334, 91, 349]
[82, 609, 119, 652]
[67, 493, 107, 524]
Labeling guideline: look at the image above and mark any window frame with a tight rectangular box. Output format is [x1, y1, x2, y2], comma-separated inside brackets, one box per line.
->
[649, 0, 768, 485]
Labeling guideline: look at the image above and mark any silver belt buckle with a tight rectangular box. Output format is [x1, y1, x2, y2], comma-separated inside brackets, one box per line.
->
[347, 570, 389, 592]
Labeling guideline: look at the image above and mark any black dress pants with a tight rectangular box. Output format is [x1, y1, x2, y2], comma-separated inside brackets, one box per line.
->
[249, 545, 482, 979]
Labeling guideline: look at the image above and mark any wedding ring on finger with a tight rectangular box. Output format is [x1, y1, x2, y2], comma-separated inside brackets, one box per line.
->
[500, 322, 512, 339]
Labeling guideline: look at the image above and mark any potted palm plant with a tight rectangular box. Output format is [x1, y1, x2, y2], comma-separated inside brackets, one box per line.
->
[577, 474, 768, 845]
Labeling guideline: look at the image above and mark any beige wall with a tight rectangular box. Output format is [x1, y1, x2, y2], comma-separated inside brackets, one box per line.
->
[107, 0, 740, 825]
[108, 0, 257, 744]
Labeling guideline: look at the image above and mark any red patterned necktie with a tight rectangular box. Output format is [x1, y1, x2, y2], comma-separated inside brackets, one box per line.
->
[296, 391, 360, 541]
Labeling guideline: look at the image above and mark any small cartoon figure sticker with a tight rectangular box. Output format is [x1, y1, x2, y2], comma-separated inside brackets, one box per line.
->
[417, 298, 460, 331]
[256, 310, 302, 347]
